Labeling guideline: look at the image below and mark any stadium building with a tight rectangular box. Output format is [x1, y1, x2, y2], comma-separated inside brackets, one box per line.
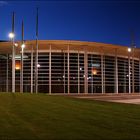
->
[0, 40, 140, 94]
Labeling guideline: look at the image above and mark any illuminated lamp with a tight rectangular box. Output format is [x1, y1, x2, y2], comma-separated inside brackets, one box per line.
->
[92, 68, 97, 75]
[15, 61, 20, 70]
[8, 32, 15, 39]
[128, 48, 131, 52]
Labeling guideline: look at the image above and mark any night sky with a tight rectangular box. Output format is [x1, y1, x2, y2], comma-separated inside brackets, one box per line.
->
[0, 0, 140, 47]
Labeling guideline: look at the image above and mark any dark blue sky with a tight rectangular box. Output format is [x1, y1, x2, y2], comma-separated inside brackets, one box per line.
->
[0, 0, 140, 47]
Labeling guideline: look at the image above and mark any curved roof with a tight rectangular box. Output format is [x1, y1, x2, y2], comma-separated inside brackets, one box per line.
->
[0, 40, 139, 58]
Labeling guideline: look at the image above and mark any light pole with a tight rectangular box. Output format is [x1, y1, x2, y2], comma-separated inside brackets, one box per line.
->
[35, 8, 39, 94]
[128, 47, 131, 94]
[9, 12, 15, 93]
[31, 44, 33, 94]
[130, 31, 136, 93]
[9, 31, 15, 93]
[21, 43, 25, 93]
[20, 20, 25, 93]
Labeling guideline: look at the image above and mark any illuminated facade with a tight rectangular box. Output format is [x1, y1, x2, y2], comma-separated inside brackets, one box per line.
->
[0, 40, 140, 94]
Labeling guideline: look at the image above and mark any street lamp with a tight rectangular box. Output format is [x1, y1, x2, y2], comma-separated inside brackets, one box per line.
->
[20, 19, 25, 93]
[9, 32, 15, 39]
[37, 64, 40, 68]
[128, 48, 131, 52]
[20, 43, 25, 93]
[14, 43, 18, 47]
[9, 32, 15, 93]
[21, 43, 25, 50]
[9, 12, 15, 93]
[128, 47, 131, 94]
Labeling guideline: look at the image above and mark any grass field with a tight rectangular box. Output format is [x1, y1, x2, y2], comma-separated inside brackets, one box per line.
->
[0, 93, 140, 139]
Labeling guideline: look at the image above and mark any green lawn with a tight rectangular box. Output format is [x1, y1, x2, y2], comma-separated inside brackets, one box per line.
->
[0, 93, 140, 139]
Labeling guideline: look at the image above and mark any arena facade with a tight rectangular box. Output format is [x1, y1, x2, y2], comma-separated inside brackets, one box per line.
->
[0, 40, 140, 94]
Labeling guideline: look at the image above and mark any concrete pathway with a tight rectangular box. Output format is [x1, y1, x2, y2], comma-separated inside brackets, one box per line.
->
[72, 94, 140, 104]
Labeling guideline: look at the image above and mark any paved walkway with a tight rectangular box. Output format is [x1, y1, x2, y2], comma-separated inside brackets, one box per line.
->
[72, 94, 140, 104]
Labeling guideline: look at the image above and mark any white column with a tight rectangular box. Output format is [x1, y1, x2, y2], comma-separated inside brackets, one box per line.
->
[12, 40, 15, 93]
[91, 55, 93, 94]
[49, 44, 51, 94]
[139, 57, 140, 93]
[31, 45, 33, 93]
[35, 39, 38, 94]
[63, 51, 65, 94]
[104, 57, 105, 93]
[132, 49, 135, 93]
[67, 45, 70, 94]
[101, 54, 104, 94]
[12, 12, 15, 93]
[115, 49, 118, 94]
[128, 55, 131, 94]
[6, 54, 9, 92]
[35, 8, 39, 94]
[84, 50, 88, 94]
[78, 52, 80, 94]
[124, 62, 126, 93]
[20, 47, 24, 93]
[20, 21, 24, 93]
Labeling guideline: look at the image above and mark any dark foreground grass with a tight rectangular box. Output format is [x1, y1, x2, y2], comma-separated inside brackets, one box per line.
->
[0, 94, 140, 140]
